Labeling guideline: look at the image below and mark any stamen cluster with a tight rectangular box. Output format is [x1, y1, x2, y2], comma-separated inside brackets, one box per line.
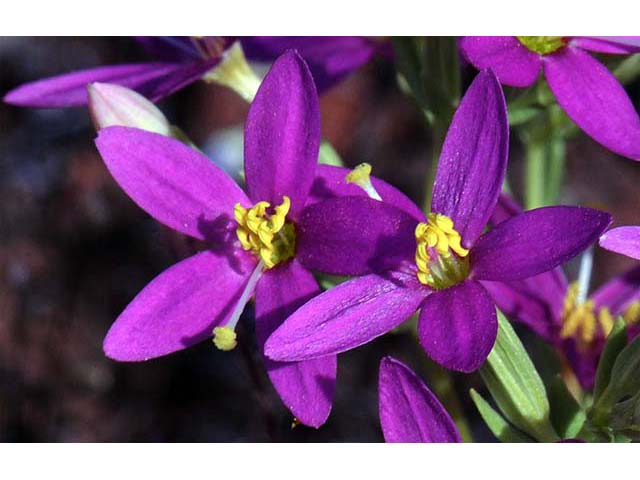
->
[415, 213, 470, 289]
[234, 196, 296, 269]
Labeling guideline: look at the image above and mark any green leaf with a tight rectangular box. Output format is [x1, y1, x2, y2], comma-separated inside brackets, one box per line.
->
[548, 375, 586, 439]
[317, 141, 344, 167]
[508, 106, 540, 126]
[479, 311, 559, 442]
[593, 318, 628, 402]
[591, 333, 640, 426]
[470, 389, 532, 442]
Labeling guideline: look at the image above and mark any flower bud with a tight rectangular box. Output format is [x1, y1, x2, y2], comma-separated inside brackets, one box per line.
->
[87, 82, 171, 136]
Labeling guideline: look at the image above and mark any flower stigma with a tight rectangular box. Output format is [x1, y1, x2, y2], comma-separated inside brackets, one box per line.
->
[212, 260, 265, 351]
[345, 163, 382, 201]
[560, 282, 640, 349]
[415, 213, 469, 290]
[234, 196, 296, 269]
[517, 36, 566, 55]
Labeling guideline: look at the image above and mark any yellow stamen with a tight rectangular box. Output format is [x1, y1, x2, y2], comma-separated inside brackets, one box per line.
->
[345, 163, 382, 201]
[517, 36, 566, 55]
[415, 213, 469, 289]
[623, 301, 640, 326]
[235, 196, 295, 269]
[560, 282, 623, 348]
[213, 326, 237, 351]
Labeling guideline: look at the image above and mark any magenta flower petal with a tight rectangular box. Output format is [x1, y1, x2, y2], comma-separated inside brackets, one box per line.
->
[481, 271, 567, 343]
[4, 61, 216, 108]
[379, 357, 461, 443]
[244, 50, 320, 218]
[591, 265, 640, 315]
[471, 206, 612, 282]
[599, 226, 640, 260]
[296, 197, 420, 276]
[458, 37, 542, 87]
[96, 127, 248, 241]
[571, 36, 640, 55]
[418, 280, 497, 373]
[242, 36, 380, 92]
[255, 260, 336, 428]
[431, 69, 509, 248]
[489, 193, 523, 226]
[308, 164, 425, 221]
[104, 250, 256, 361]
[264, 271, 426, 362]
[543, 47, 640, 161]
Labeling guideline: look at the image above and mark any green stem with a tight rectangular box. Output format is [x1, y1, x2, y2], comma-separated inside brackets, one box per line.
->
[524, 138, 546, 210]
[423, 121, 446, 212]
[545, 135, 565, 205]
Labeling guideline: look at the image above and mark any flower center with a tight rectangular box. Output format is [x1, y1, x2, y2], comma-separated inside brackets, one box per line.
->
[560, 282, 640, 349]
[517, 36, 566, 55]
[415, 213, 470, 290]
[234, 196, 296, 269]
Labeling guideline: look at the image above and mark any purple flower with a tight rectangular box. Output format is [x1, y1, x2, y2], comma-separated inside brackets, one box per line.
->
[379, 357, 460, 443]
[4, 37, 383, 108]
[458, 36, 640, 160]
[265, 70, 612, 373]
[93, 51, 417, 427]
[483, 196, 640, 389]
[600, 226, 640, 260]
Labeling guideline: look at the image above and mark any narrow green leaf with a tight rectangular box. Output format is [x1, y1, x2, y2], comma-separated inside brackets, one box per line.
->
[480, 311, 559, 442]
[593, 318, 628, 402]
[548, 375, 586, 439]
[470, 389, 532, 443]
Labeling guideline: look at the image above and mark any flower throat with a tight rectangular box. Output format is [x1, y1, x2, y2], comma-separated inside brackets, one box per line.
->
[517, 36, 566, 55]
[415, 213, 469, 290]
[234, 196, 296, 269]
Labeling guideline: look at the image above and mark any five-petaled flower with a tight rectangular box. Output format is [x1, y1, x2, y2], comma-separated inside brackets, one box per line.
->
[4, 36, 384, 107]
[458, 36, 640, 161]
[264, 70, 612, 373]
[93, 51, 419, 427]
[484, 196, 640, 389]
[379, 356, 460, 443]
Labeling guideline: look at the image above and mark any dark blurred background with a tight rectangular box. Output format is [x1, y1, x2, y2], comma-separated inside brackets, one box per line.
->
[1, 37, 639, 442]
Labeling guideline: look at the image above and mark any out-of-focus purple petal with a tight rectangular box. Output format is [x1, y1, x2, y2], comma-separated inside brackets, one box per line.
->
[418, 280, 497, 372]
[242, 36, 380, 92]
[95, 127, 248, 242]
[104, 250, 256, 361]
[4, 61, 216, 108]
[134, 36, 200, 61]
[307, 164, 424, 221]
[563, 340, 600, 390]
[458, 37, 542, 87]
[571, 37, 640, 54]
[489, 193, 523, 226]
[296, 197, 419, 276]
[543, 47, 640, 161]
[255, 260, 335, 428]
[599, 226, 640, 260]
[591, 265, 640, 315]
[431, 70, 509, 248]
[481, 270, 567, 342]
[244, 51, 320, 219]
[471, 206, 612, 282]
[379, 357, 461, 443]
[264, 271, 426, 362]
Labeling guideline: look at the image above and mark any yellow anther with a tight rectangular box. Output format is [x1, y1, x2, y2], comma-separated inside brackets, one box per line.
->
[517, 36, 566, 55]
[598, 307, 615, 337]
[415, 213, 469, 289]
[213, 326, 237, 351]
[345, 163, 382, 201]
[560, 282, 625, 347]
[623, 301, 640, 326]
[234, 196, 295, 269]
